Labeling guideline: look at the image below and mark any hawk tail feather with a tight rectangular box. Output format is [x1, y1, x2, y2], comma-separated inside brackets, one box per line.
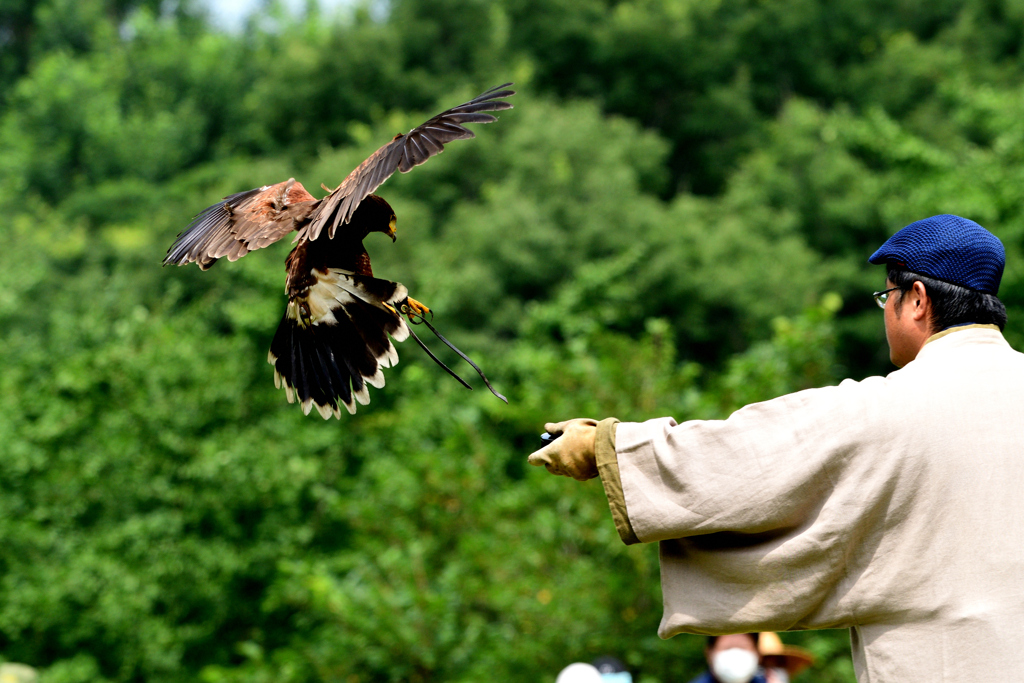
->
[267, 271, 408, 418]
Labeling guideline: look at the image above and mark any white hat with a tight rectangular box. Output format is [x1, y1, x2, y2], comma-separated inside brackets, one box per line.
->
[555, 662, 604, 683]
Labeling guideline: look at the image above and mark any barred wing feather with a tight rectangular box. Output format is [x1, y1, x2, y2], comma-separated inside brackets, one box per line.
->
[305, 83, 515, 242]
[164, 179, 319, 270]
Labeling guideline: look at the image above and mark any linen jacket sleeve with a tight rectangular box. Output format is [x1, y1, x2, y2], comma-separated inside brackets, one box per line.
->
[598, 377, 915, 636]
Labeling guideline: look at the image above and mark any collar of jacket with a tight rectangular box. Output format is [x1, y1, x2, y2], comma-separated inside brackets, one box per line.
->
[916, 324, 1007, 362]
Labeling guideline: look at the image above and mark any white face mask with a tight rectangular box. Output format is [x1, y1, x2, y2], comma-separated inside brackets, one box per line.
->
[711, 648, 760, 683]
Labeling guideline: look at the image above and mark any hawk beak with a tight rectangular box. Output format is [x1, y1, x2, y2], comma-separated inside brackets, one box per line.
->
[387, 217, 397, 242]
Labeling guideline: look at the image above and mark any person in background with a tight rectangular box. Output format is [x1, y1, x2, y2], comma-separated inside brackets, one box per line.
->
[555, 662, 604, 683]
[591, 656, 632, 682]
[757, 632, 814, 683]
[687, 633, 766, 683]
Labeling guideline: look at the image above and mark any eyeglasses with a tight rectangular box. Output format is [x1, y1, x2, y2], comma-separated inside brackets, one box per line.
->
[872, 286, 900, 309]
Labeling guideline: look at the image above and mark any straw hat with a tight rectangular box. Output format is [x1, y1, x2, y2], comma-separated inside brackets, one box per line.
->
[758, 632, 815, 677]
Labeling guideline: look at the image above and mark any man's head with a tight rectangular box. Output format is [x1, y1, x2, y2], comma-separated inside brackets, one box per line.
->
[870, 215, 1007, 366]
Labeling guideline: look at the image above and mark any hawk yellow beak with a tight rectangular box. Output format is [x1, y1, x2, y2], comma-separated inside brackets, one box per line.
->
[387, 217, 397, 242]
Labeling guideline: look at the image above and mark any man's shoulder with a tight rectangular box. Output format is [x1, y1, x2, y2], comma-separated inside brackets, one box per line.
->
[914, 325, 1022, 363]
[734, 372, 889, 418]
[891, 326, 1024, 386]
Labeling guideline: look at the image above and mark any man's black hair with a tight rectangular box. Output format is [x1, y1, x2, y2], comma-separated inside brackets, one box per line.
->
[706, 633, 760, 649]
[887, 267, 1007, 331]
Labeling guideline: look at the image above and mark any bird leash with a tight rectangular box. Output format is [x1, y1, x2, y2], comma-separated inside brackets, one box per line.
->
[399, 300, 508, 404]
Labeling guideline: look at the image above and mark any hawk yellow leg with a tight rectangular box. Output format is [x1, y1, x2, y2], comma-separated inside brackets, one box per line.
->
[399, 296, 432, 321]
[386, 298, 431, 320]
[402, 297, 431, 318]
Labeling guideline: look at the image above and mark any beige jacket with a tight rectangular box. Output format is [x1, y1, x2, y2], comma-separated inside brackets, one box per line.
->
[596, 326, 1024, 681]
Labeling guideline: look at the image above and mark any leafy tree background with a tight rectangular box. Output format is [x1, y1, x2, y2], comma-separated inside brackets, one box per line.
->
[2, 0, 1023, 680]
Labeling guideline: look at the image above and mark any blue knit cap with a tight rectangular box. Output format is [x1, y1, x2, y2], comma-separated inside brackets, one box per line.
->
[869, 214, 1005, 294]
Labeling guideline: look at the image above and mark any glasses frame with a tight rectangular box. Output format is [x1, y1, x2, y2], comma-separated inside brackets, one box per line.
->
[872, 286, 901, 309]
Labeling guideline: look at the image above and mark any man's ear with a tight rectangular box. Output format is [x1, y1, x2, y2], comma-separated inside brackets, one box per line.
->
[910, 280, 931, 321]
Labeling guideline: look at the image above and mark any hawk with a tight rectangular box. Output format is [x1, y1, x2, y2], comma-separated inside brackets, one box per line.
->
[164, 83, 514, 418]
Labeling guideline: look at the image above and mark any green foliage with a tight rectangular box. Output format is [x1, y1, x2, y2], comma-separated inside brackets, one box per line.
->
[3, 0, 1024, 680]
[0, 218, 850, 682]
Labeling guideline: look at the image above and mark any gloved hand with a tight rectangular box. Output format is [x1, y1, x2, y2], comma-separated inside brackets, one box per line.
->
[527, 418, 599, 480]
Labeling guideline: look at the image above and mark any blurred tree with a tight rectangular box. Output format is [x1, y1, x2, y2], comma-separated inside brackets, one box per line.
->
[2, 0, 1024, 681]
[0, 0, 200, 103]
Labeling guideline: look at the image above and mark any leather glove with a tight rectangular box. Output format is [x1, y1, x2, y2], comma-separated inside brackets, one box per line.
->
[527, 418, 599, 480]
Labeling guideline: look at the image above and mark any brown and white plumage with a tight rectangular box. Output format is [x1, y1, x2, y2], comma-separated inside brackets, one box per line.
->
[165, 180, 319, 270]
[164, 83, 514, 417]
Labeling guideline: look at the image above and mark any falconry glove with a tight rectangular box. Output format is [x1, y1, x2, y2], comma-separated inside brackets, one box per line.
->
[528, 419, 599, 481]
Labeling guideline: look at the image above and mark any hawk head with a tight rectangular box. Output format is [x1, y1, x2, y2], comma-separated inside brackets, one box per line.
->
[352, 194, 397, 242]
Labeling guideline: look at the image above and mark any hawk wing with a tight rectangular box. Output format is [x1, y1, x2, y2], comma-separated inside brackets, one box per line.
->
[303, 82, 515, 243]
[164, 179, 319, 270]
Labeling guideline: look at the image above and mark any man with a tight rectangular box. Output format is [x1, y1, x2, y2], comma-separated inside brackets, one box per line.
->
[529, 215, 1023, 681]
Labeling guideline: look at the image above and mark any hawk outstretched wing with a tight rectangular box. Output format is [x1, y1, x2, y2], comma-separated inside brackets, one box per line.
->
[164, 179, 319, 270]
[304, 82, 515, 242]
[163, 83, 514, 271]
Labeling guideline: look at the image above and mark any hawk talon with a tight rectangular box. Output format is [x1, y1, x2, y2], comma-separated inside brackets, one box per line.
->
[404, 308, 426, 325]
[400, 298, 432, 323]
